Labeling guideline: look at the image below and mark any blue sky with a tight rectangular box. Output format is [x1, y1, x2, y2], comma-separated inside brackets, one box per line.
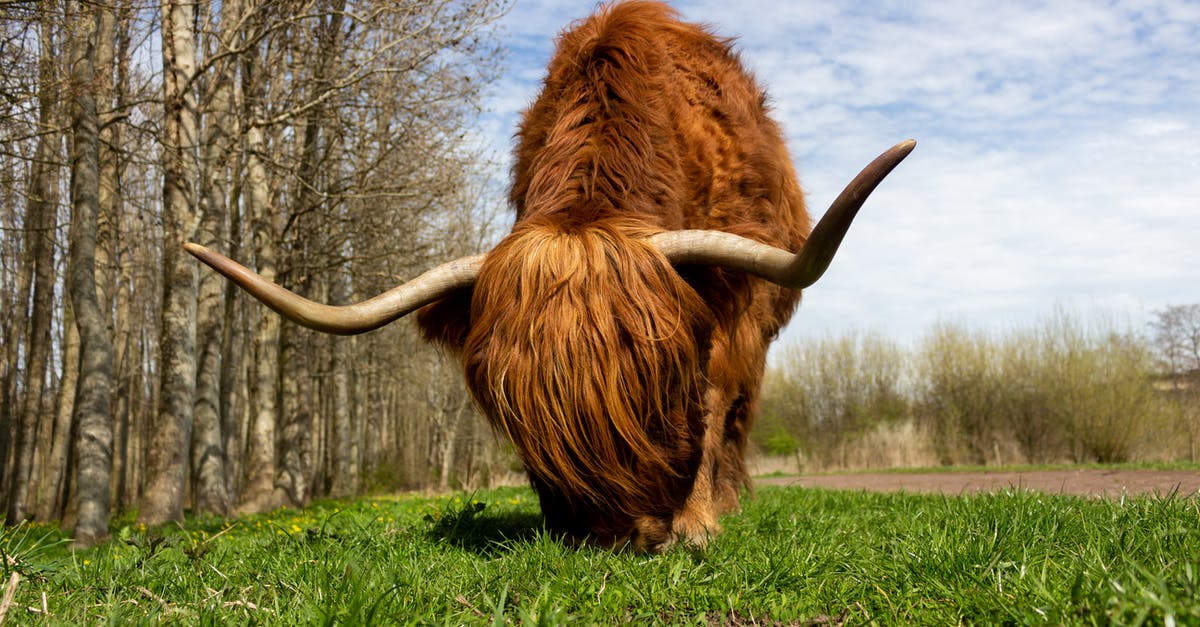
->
[475, 0, 1200, 347]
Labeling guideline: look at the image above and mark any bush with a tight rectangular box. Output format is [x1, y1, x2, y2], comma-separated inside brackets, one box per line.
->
[758, 309, 1186, 471]
[758, 331, 909, 469]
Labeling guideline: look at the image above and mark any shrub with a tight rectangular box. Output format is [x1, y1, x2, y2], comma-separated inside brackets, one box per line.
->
[759, 331, 908, 469]
[758, 309, 1187, 471]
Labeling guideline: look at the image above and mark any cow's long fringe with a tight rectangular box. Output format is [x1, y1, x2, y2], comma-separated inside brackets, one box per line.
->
[464, 218, 714, 524]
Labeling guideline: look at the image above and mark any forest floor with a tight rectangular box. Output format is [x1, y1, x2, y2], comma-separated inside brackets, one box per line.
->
[757, 467, 1200, 497]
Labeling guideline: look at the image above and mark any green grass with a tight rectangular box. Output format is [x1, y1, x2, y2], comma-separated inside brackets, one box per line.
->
[3, 485, 1199, 624]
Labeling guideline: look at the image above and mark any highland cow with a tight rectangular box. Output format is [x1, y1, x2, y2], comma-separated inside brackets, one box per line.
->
[187, 1, 914, 551]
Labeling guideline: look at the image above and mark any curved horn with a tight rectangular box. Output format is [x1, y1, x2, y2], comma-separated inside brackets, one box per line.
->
[184, 243, 483, 335]
[649, 139, 915, 289]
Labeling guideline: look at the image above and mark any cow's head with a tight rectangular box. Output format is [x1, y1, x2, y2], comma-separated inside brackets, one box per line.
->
[186, 139, 914, 545]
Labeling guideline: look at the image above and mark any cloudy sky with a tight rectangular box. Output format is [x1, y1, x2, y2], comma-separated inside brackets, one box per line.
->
[474, 0, 1199, 347]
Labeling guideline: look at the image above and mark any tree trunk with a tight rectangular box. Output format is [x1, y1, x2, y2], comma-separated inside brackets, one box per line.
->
[67, 1, 115, 547]
[6, 11, 62, 524]
[0, 169, 32, 520]
[140, 0, 200, 525]
[219, 204, 247, 500]
[438, 417, 459, 492]
[37, 299, 79, 521]
[275, 324, 313, 508]
[270, 2, 348, 506]
[94, 0, 129, 515]
[189, 0, 244, 516]
[110, 247, 137, 510]
[237, 109, 281, 514]
[329, 327, 355, 497]
[93, 0, 120, 348]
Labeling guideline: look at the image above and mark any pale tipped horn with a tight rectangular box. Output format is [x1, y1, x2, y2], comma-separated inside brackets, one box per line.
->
[649, 139, 915, 289]
[184, 243, 483, 335]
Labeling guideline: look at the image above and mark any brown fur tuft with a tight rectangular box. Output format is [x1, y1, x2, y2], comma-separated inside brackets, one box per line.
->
[463, 218, 713, 544]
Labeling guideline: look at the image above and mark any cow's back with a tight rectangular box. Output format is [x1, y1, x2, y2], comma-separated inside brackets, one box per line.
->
[510, 0, 810, 333]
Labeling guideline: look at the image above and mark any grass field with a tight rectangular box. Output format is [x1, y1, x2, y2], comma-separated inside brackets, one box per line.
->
[2, 484, 1199, 624]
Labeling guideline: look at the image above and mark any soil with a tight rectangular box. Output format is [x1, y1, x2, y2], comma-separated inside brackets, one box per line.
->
[755, 468, 1200, 498]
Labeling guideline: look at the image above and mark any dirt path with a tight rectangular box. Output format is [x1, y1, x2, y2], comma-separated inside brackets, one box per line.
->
[756, 468, 1200, 498]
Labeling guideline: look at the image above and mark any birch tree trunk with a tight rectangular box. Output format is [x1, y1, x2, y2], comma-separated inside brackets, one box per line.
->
[190, 0, 244, 516]
[38, 299, 79, 522]
[272, 1, 347, 507]
[67, 1, 115, 547]
[238, 68, 282, 513]
[93, 0, 120, 350]
[329, 299, 355, 497]
[140, 0, 200, 525]
[110, 240, 138, 510]
[93, 0, 126, 515]
[219, 207, 247, 500]
[275, 325, 313, 507]
[6, 11, 61, 524]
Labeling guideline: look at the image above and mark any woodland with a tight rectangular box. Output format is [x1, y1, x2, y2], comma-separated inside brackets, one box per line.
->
[1, 0, 513, 545]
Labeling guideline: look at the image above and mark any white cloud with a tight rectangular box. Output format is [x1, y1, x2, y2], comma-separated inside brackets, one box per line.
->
[481, 0, 1200, 347]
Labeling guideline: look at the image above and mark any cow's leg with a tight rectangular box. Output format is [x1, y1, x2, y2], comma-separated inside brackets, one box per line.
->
[713, 391, 755, 512]
[678, 316, 770, 536]
[671, 387, 731, 546]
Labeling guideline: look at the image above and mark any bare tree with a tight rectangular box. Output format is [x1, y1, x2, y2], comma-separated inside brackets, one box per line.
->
[65, 0, 114, 546]
[327, 324, 356, 496]
[139, 0, 202, 526]
[272, 0, 350, 509]
[1149, 303, 1200, 461]
[4, 6, 61, 524]
[38, 298, 78, 521]
[237, 18, 283, 512]
[1, 0, 514, 530]
[1150, 304, 1200, 381]
[190, 0, 244, 516]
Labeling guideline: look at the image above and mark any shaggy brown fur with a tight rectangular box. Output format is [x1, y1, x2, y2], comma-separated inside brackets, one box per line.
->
[418, 0, 811, 550]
